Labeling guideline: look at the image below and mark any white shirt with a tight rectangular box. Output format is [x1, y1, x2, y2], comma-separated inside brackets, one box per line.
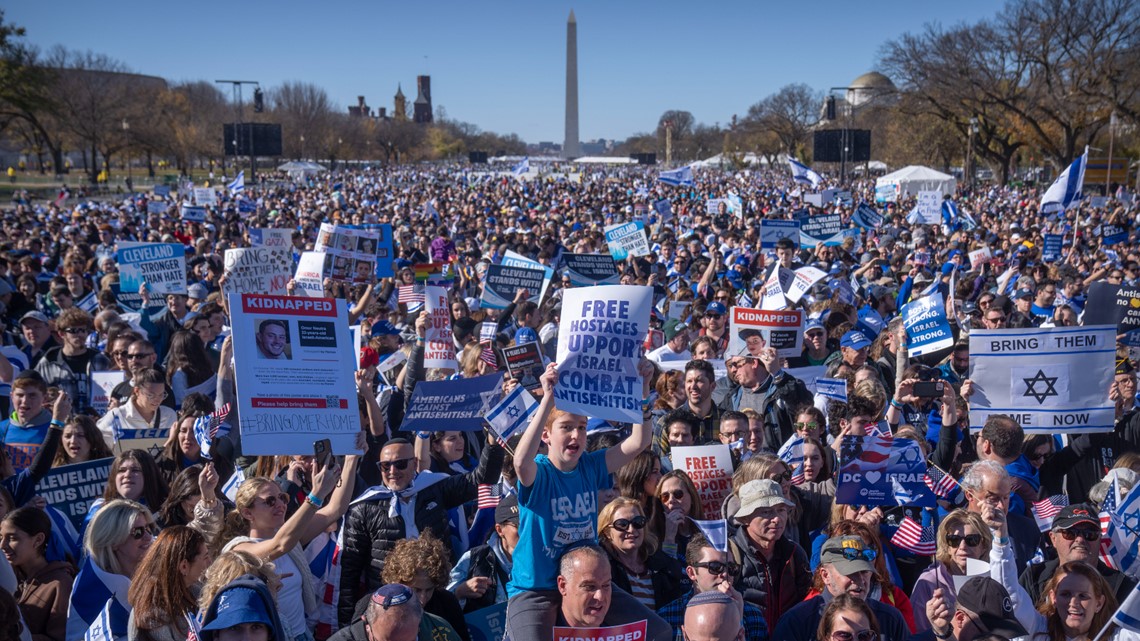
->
[647, 344, 690, 364]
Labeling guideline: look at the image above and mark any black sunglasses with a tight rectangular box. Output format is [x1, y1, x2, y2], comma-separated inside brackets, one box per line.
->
[693, 561, 739, 576]
[660, 489, 686, 501]
[945, 534, 983, 548]
[257, 493, 289, 509]
[62, 327, 88, 335]
[832, 631, 878, 641]
[378, 457, 415, 472]
[704, 313, 722, 319]
[611, 516, 647, 532]
[1059, 529, 1100, 542]
[129, 524, 159, 540]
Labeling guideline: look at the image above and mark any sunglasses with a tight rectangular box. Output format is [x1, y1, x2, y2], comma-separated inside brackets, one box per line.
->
[794, 421, 820, 431]
[126, 352, 155, 360]
[611, 516, 647, 532]
[693, 561, 739, 576]
[704, 313, 723, 320]
[834, 548, 878, 562]
[660, 489, 686, 501]
[129, 524, 159, 540]
[946, 534, 983, 548]
[257, 493, 290, 509]
[769, 471, 791, 483]
[1059, 529, 1100, 542]
[111, 350, 129, 358]
[831, 631, 878, 641]
[62, 327, 89, 335]
[378, 457, 415, 472]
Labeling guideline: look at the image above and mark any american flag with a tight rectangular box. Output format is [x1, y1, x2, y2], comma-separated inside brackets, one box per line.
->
[924, 465, 961, 500]
[890, 516, 936, 555]
[192, 403, 232, 460]
[398, 284, 424, 304]
[1032, 495, 1070, 532]
[477, 483, 502, 509]
[480, 343, 498, 369]
[1102, 479, 1120, 569]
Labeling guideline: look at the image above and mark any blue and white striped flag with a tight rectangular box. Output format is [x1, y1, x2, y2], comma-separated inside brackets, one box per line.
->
[192, 403, 231, 460]
[777, 435, 806, 485]
[110, 413, 124, 446]
[1113, 580, 1140, 632]
[689, 518, 728, 552]
[1104, 477, 1140, 579]
[816, 378, 848, 403]
[1041, 147, 1088, 214]
[788, 158, 823, 188]
[69, 555, 131, 641]
[45, 505, 80, 563]
[485, 387, 538, 443]
[941, 199, 959, 225]
[227, 170, 245, 194]
[658, 165, 694, 187]
[512, 157, 530, 177]
[222, 468, 246, 503]
[851, 202, 883, 229]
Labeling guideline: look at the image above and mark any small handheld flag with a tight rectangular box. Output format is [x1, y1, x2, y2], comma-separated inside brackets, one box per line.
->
[689, 518, 728, 552]
[890, 516, 936, 555]
[485, 387, 538, 443]
[1032, 495, 1070, 532]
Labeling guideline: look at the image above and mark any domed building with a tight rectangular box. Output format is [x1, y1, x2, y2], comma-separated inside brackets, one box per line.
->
[846, 71, 897, 108]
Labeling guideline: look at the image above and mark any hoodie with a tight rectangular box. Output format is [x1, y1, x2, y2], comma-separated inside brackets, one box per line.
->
[0, 407, 53, 472]
[14, 560, 76, 641]
[198, 576, 288, 641]
[1005, 454, 1040, 517]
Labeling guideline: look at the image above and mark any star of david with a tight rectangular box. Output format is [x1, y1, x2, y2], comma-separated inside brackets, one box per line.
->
[1022, 370, 1059, 404]
[506, 405, 521, 418]
[1122, 512, 1140, 538]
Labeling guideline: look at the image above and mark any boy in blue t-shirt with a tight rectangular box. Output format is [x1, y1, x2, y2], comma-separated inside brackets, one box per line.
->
[505, 363, 671, 640]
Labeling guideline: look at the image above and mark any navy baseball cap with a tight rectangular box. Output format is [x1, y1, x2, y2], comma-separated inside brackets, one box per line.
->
[840, 330, 872, 350]
[370, 320, 401, 337]
[706, 301, 727, 316]
[201, 588, 273, 631]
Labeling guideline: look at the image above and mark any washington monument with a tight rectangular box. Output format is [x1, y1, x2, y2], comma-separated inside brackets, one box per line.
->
[564, 10, 581, 159]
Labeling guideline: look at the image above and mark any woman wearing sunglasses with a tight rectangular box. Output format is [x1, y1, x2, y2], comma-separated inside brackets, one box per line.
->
[817, 594, 881, 641]
[126, 526, 211, 641]
[910, 510, 992, 632]
[597, 497, 686, 611]
[654, 470, 704, 562]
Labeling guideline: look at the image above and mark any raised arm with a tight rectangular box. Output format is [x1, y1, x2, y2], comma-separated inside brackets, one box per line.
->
[233, 460, 341, 561]
[514, 363, 558, 488]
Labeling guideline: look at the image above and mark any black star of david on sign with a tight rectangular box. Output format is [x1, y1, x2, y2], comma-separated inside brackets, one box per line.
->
[1022, 370, 1060, 404]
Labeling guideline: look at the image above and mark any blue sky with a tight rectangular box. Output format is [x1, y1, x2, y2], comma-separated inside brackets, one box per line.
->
[8, 1, 1001, 144]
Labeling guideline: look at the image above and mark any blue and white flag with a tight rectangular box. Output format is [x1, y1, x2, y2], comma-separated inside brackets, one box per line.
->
[68, 555, 131, 641]
[941, 199, 960, 226]
[222, 468, 246, 503]
[653, 198, 673, 224]
[110, 413, 124, 445]
[837, 434, 935, 507]
[1104, 477, 1140, 580]
[788, 158, 823, 188]
[192, 403, 231, 460]
[851, 202, 883, 229]
[45, 505, 80, 563]
[689, 518, 728, 552]
[658, 165, 694, 187]
[1041, 147, 1088, 214]
[485, 386, 538, 443]
[424, 201, 440, 223]
[816, 378, 848, 403]
[227, 170, 245, 195]
[777, 435, 806, 485]
[512, 157, 529, 177]
[1113, 581, 1140, 632]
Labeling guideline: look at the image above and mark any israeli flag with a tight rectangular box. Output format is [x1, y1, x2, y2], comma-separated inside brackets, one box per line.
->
[788, 158, 823, 189]
[485, 386, 538, 442]
[689, 518, 728, 552]
[512, 157, 530, 177]
[777, 435, 805, 470]
[222, 468, 247, 503]
[658, 165, 694, 187]
[227, 170, 245, 194]
[1041, 147, 1088, 214]
[68, 555, 131, 641]
[424, 201, 440, 223]
[1113, 578, 1140, 631]
[941, 199, 959, 225]
[816, 378, 848, 403]
[110, 413, 124, 446]
[45, 505, 80, 563]
[1105, 478, 1140, 579]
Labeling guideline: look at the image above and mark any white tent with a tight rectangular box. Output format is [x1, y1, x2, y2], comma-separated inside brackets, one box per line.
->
[875, 165, 956, 202]
[277, 161, 327, 179]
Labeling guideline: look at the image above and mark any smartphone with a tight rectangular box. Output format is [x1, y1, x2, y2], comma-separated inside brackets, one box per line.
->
[913, 381, 944, 398]
[313, 439, 333, 472]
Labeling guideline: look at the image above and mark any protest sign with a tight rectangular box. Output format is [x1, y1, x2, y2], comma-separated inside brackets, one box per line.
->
[91, 371, 126, 415]
[1042, 235, 1063, 263]
[117, 242, 187, 308]
[1084, 282, 1140, 334]
[968, 325, 1116, 434]
[344, 223, 396, 278]
[193, 187, 217, 206]
[178, 203, 203, 221]
[672, 444, 734, 517]
[875, 183, 898, 203]
[563, 253, 620, 286]
[35, 458, 112, 530]
[229, 294, 361, 455]
[249, 228, 293, 249]
[555, 285, 651, 424]
[481, 264, 546, 309]
[400, 374, 503, 432]
[760, 219, 801, 249]
[553, 622, 647, 641]
[653, 198, 673, 224]
[727, 308, 803, 358]
[603, 221, 650, 260]
[464, 603, 507, 641]
[852, 203, 884, 229]
[222, 248, 292, 296]
[914, 191, 942, 225]
[786, 365, 827, 395]
[836, 435, 935, 507]
[796, 212, 849, 246]
[902, 295, 954, 356]
[424, 285, 458, 369]
[760, 267, 790, 310]
[502, 250, 553, 303]
[147, 200, 168, 215]
[1104, 223, 1129, 245]
[785, 266, 827, 304]
[501, 342, 545, 392]
[293, 252, 327, 298]
[969, 248, 992, 270]
[313, 223, 378, 283]
[114, 428, 168, 458]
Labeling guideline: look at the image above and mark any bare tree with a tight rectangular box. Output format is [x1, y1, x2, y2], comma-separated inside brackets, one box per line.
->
[269, 81, 336, 159]
[744, 84, 822, 156]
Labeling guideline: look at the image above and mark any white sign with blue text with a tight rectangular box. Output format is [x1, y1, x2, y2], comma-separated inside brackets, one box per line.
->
[902, 295, 953, 356]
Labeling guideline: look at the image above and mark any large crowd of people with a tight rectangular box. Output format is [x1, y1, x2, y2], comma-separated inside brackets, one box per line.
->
[0, 161, 1137, 641]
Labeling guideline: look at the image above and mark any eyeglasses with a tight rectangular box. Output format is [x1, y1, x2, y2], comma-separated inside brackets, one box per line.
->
[831, 630, 878, 641]
[62, 327, 88, 335]
[369, 585, 413, 610]
[1059, 529, 1100, 542]
[1028, 451, 1052, 462]
[945, 533, 983, 548]
[111, 350, 129, 358]
[129, 524, 159, 540]
[794, 421, 820, 431]
[833, 548, 878, 562]
[610, 516, 647, 532]
[704, 314, 723, 320]
[126, 352, 155, 360]
[693, 561, 739, 576]
[378, 457, 415, 472]
[660, 489, 686, 501]
[139, 389, 168, 400]
[256, 493, 290, 509]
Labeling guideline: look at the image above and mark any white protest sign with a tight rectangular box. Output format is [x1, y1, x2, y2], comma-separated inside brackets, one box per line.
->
[968, 326, 1116, 434]
[555, 285, 651, 424]
[785, 266, 827, 303]
[250, 228, 293, 248]
[229, 294, 362, 455]
[117, 242, 187, 299]
[293, 251, 327, 298]
[193, 187, 217, 206]
[424, 285, 458, 369]
[727, 308, 803, 358]
[91, 371, 126, 415]
[223, 247, 292, 296]
[671, 444, 734, 518]
[786, 365, 827, 395]
[969, 247, 992, 271]
[915, 191, 942, 225]
[761, 268, 789, 310]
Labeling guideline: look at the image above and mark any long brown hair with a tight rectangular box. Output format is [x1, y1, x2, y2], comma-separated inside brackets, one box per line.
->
[1039, 562, 1117, 639]
[817, 594, 880, 641]
[614, 450, 666, 542]
[104, 449, 168, 508]
[53, 415, 114, 467]
[165, 330, 214, 387]
[128, 526, 207, 630]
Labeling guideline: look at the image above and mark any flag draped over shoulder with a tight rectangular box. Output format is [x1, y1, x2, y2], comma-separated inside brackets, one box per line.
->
[68, 555, 131, 641]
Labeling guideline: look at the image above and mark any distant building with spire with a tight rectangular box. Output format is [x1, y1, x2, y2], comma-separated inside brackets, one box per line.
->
[413, 75, 433, 124]
[394, 84, 408, 121]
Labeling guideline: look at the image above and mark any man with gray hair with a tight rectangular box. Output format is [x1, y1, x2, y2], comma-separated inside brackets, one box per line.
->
[681, 590, 744, 641]
[329, 583, 461, 641]
[960, 460, 1039, 575]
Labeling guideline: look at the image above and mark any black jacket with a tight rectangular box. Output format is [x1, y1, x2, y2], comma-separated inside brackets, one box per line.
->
[1040, 411, 1140, 503]
[771, 594, 910, 641]
[729, 527, 812, 627]
[606, 548, 689, 611]
[722, 370, 814, 447]
[337, 442, 504, 626]
[1020, 557, 1136, 607]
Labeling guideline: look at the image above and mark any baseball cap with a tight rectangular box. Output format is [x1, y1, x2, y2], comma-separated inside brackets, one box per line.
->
[955, 576, 1029, 639]
[495, 494, 519, 525]
[370, 320, 401, 337]
[820, 535, 877, 576]
[705, 301, 727, 316]
[804, 318, 825, 334]
[1051, 504, 1098, 531]
[733, 479, 792, 521]
[840, 330, 872, 350]
[19, 311, 49, 326]
[201, 587, 274, 631]
[856, 308, 885, 339]
[663, 319, 688, 341]
[1014, 289, 1033, 301]
[187, 283, 208, 300]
